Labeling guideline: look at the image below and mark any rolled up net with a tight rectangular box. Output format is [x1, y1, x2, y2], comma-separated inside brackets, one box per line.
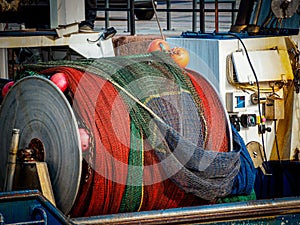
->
[24, 51, 254, 216]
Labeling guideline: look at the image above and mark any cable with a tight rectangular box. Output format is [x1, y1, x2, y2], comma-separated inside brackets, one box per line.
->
[273, 120, 281, 162]
[213, 31, 268, 163]
[269, 85, 281, 163]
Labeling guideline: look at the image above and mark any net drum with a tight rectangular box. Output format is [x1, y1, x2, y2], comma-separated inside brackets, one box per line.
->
[0, 52, 233, 217]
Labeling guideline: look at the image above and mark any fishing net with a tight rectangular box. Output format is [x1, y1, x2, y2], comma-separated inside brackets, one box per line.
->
[24, 51, 254, 216]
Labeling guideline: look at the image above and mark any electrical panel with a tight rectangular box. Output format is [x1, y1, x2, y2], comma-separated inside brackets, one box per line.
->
[168, 35, 297, 160]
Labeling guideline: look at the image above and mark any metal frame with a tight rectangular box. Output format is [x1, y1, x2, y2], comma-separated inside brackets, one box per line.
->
[0, 31, 115, 78]
[1, 190, 300, 224]
[97, 0, 238, 35]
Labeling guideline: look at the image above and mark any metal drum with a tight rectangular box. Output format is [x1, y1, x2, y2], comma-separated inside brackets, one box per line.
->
[0, 76, 81, 214]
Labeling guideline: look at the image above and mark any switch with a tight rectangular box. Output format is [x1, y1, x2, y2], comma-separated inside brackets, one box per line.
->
[240, 114, 257, 128]
[226, 92, 247, 112]
[229, 114, 240, 131]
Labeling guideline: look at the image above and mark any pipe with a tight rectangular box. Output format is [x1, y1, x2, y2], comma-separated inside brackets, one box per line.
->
[234, 0, 255, 25]
[167, 0, 171, 30]
[252, 0, 263, 25]
[192, 0, 197, 32]
[72, 197, 300, 224]
[215, 0, 219, 32]
[230, 0, 255, 32]
[105, 0, 110, 28]
[4, 129, 20, 192]
[129, 0, 135, 35]
[199, 0, 205, 33]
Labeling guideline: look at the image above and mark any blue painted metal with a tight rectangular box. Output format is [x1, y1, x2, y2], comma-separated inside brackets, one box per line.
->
[0, 190, 70, 225]
[1, 190, 300, 224]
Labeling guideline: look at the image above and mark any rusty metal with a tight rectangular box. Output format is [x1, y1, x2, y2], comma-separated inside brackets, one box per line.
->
[215, 0, 219, 32]
[247, 141, 265, 169]
[17, 138, 45, 162]
[17, 148, 35, 162]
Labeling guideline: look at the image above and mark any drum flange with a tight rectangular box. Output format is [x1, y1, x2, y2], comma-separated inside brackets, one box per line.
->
[0, 76, 82, 214]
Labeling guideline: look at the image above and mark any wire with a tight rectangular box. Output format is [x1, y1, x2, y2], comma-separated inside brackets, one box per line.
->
[273, 120, 281, 162]
[229, 33, 268, 158]
[213, 31, 268, 162]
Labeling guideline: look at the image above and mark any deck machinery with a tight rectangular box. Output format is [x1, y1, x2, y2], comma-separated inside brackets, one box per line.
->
[1, 0, 300, 224]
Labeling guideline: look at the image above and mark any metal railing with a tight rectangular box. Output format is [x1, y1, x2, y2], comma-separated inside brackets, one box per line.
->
[97, 0, 239, 35]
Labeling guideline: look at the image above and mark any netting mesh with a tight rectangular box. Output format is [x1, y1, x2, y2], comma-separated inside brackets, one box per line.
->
[24, 51, 253, 216]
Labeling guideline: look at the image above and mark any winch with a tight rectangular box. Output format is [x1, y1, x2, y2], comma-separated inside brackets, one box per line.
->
[0, 0, 300, 224]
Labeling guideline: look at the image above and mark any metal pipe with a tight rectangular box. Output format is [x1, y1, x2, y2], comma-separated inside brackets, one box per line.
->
[97, 6, 236, 13]
[215, 0, 219, 32]
[167, 0, 171, 30]
[72, 197, 300, 224]
[32, 207, 47, 224]
[127, 0, 131, 32]
[4, 129, 20, 192]
[105, 0, 110, 28]
[233, 0, 255, 26]
[231, 1, 236, 25]
[192, 0, 197, 31]
[129, 0, 135, 35]
[199, 0, 205, 33]
[158, 8, 236, 12]
[230, 0, 255, 32]
[251, 0, 263, 25]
